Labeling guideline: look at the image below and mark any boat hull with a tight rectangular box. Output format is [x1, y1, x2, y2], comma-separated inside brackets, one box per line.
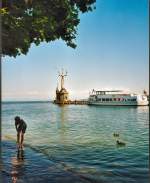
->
[88, 101, 148, 106]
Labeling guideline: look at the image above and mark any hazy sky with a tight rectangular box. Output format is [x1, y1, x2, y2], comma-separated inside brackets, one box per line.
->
[2, 0, 149, 101]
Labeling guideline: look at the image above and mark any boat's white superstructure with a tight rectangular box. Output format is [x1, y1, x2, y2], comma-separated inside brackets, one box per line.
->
[88, 90, 148, 106]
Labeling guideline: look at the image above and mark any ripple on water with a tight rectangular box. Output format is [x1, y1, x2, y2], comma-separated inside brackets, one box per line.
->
[2, 102, 149, 183]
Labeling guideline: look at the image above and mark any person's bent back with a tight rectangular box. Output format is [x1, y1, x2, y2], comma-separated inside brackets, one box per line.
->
[14, 116, 27, 149]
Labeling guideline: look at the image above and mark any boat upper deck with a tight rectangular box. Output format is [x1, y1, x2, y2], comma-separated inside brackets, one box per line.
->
[91, 90, 131, 95]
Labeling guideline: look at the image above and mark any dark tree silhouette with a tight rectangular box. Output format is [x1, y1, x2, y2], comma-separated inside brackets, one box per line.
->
[1, 0, 96, 57]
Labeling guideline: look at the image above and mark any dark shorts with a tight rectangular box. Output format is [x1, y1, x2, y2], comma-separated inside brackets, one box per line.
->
[17, 123, 27, 134]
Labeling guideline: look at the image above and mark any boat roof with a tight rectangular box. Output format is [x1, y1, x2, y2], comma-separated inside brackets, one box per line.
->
[93, 90, 123, 92]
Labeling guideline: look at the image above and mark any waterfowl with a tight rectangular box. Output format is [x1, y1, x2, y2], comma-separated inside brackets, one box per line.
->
[113, 133, 119, 137]
[116, 140, 126, 146]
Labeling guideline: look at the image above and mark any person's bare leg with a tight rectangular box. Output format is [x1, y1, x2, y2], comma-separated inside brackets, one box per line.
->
[20, 132, 24, 149]
[17, 132, 20, 148]
[17, 133, 19, 143]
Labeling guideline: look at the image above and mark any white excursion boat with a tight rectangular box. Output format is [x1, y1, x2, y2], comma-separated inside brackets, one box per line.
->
[88, 90, 149, 106]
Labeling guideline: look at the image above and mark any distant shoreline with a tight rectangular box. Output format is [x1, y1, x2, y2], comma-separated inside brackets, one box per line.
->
[2, 100, 52, 104]
[2, 99, 88, 104]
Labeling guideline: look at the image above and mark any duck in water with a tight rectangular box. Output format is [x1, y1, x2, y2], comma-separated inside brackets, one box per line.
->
[116, 140, 126, 146]
[113, 133, 119, 137]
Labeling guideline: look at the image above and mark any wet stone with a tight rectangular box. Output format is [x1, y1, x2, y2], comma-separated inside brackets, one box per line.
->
[1, 141, 90, 183]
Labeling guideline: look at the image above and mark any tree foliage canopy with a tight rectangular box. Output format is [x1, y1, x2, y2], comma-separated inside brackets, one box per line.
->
[1, 0, 96, 57]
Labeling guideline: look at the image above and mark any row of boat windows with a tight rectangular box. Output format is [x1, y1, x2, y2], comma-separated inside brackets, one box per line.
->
[94, 98, 137, 102]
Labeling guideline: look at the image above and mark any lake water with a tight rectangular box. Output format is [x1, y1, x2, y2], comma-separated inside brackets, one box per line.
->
[2, 101, 149, 183]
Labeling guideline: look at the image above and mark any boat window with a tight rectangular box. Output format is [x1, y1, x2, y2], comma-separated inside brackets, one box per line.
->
[131, 99, 136, 101]
[102, 98, 105, 101]
[97, 98, 101, 101]
[100, 92, 105, 95]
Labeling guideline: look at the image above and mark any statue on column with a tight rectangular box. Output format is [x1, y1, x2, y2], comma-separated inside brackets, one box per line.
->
[59, 69, 67, 90]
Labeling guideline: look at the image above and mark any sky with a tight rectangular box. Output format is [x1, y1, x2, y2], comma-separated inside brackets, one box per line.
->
[2, 0, 149, 101]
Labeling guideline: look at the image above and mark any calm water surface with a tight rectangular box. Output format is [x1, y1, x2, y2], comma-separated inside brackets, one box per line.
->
[2, 102, 149, 183]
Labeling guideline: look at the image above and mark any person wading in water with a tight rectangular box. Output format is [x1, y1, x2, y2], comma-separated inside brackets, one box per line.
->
[15, 116, 27, 149]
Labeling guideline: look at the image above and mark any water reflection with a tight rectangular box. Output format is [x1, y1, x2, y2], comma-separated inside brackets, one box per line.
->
[11, 150, 25, 183]
[17, 149, 25, 161]
[57, 107, 67, 144]
[136, 106, 149, 113]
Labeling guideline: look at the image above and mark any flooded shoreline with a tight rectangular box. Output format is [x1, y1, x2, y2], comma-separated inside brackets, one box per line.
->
[1, 140, 94, 183]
